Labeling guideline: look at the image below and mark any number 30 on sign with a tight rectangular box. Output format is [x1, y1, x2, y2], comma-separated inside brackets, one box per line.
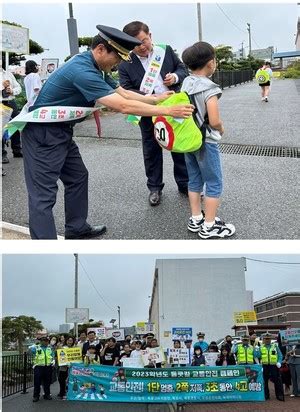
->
[154, 117, 175, 151]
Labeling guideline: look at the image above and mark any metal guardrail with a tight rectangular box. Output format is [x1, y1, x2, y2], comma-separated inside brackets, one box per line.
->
[2, 353, 34, 398]
[212, 70, 253, 89]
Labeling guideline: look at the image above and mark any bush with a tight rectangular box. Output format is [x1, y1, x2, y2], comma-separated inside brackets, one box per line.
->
[282, 61, 300, 79]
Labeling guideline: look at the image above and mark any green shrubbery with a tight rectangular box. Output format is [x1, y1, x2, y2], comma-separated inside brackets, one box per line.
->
[282, 61, 300, 79]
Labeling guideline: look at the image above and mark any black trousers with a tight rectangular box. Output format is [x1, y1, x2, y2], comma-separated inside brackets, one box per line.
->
[139, 117, 188, 192]
[263, 364, 284, 400]
[2, 99, 22, 156]
[58, 369, 69, 396]
[33, 366, 52, 398]
[22, 122, 90, 239]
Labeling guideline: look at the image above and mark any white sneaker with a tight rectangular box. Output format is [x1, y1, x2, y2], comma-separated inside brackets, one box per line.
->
[188, 216, 204, 232]
[261, 97, 265, 101]
[265, 97, 268, 102]
[198, 220, 236, 239]
[290, 394, 296, 397]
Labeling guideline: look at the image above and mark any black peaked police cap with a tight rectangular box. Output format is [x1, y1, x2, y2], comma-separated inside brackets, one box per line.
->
[96, 24, 141, 62]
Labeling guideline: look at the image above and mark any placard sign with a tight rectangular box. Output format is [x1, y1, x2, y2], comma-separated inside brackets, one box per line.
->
[66, 308, 89, 323]
[1, 23, 29, 54]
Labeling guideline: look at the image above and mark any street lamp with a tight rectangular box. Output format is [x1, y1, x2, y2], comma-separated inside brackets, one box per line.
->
[110, 318, 117, 328]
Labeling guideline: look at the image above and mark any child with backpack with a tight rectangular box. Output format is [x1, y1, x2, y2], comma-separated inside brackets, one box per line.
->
[256, 61, 273, 102]
[181, 41, 235, 239]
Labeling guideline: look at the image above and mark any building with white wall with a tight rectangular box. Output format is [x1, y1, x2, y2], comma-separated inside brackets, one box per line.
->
[149, 258, 252, 349]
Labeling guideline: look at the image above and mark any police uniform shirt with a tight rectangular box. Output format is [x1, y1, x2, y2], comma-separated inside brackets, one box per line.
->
[31, 51, 119, 113]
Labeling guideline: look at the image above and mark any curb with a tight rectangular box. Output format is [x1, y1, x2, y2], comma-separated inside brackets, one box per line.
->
[1, 222, 64, 240]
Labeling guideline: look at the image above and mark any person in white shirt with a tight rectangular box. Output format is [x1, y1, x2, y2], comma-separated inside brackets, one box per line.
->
[1, 67, 23, 163]
[24, 60, 42, 107]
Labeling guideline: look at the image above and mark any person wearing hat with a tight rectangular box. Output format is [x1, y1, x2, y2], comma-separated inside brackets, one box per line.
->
[232, 335, 259, 365]
[30, 336, 55, 402]
[257, 332, 284, 401]
[24, 60, 42, 108]
[119, 21, 189, 206]
[20, 24, 194, 240]
[193, 332, 209, 353]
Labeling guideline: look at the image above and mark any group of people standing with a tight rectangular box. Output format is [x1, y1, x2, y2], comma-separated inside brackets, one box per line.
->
[29, 328, 300, 403]
[3, 21, 239, 239]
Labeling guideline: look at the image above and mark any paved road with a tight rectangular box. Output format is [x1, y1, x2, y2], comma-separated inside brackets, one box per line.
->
[2, 79, 300, 239]
[3, 383, 300, 412]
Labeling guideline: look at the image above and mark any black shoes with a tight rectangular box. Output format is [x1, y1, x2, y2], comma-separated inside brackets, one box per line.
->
[178, 186, 188, 196]
[13, 151, 23, 158]
[43, 395, 52, 400]
[65, 225, 107, 240]
[149, 191, 161, 206]
[2, 155, 9, 164]
[32, 397, 39, 402]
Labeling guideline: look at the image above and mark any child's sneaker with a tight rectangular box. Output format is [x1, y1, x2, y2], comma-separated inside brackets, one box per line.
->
[265, 96, 268, 102]
[198, 220, 236, 239]
[187, 215, 204, 232]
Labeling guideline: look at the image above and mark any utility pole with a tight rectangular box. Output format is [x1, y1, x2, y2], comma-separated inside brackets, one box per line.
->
[74, 253, 79, 339]
[67, 3, 79, 57]
[241, 41, 244, 58]
[197, 3, 203, 41]
[118, 306, 121, 328]
[247, 23, 252, 57]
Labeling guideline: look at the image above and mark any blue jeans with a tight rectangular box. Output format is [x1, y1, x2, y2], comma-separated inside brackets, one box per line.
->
[184, 143, 223, 198]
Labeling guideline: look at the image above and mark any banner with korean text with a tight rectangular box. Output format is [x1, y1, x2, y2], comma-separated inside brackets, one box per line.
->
[67, 364, 264, 403]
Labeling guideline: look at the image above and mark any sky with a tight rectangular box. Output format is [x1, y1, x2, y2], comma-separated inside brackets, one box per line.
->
[2, 254, 300, 331]
[2, 2, 299, 65]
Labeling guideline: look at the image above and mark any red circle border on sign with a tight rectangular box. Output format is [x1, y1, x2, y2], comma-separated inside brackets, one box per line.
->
[154, 116, 175, 150]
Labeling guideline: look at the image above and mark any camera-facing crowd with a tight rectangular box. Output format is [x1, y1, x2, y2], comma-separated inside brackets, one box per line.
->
[29, 329, 300, 403]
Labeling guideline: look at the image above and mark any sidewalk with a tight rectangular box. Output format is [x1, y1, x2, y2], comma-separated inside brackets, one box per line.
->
[2, 79, 300, 240]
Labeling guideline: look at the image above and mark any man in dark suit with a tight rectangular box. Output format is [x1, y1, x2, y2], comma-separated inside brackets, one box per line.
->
[119, 21, 189, 206]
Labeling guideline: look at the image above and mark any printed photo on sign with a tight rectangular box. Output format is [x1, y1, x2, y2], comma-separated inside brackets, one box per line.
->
[40, 58, 59, 81]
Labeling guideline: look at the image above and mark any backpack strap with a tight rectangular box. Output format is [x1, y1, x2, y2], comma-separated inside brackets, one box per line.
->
[187, 92, 210, 143]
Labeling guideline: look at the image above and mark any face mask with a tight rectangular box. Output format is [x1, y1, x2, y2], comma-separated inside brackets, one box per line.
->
[89, 354, 95, 359]
[198, 338, 204, 342]
[50, 339, 56, 345]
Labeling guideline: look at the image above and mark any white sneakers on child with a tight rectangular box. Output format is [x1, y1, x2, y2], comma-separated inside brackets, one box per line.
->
[188, 216, 235, 239]
[198, 220, 236, 239]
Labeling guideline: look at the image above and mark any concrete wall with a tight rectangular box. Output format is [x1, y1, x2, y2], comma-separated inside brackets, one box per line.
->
[149, 258, 252, 349]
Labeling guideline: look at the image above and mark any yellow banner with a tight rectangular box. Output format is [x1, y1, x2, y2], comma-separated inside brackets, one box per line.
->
[234, 311, 257, 325]
[57, 347, 82, 366]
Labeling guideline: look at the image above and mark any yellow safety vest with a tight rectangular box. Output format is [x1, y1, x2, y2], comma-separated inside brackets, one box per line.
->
[260, 344, 278, 365]
[237, 344, 254, 364]
[33, 345, 53, 366]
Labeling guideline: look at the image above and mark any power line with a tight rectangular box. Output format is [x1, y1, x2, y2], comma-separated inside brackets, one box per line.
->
[216, 3, 247, 34]
[216, 4, 261, 49]
[78, 258, 115, 313]
[245, 257, 300, 265]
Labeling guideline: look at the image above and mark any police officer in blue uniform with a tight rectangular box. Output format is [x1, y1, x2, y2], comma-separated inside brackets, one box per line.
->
[21, 25, 194, 239]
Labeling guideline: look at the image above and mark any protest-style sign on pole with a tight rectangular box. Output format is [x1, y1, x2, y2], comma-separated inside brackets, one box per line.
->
[1, 23, 29, 70]
[280, 328, 300, 345]
[141, 347, 165, 366]
[106, 328, 125, 341]
[57, 347, 82, 366]
[172, 327, 193, 341]
[233, 311, 257, 326]
[136, 322, 156, 335]
[40, 58, 59, 81]
[203, 352, 219, 367]
[167, 348, 189, 365]
[87, 327, 107, 339]
[66, 308, 89, 324]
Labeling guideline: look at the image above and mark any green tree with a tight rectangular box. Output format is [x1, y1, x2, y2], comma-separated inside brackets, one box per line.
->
[215, 45, 233, 69]
[1, 20, 44, 67]
[2, 315, 43, 353]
